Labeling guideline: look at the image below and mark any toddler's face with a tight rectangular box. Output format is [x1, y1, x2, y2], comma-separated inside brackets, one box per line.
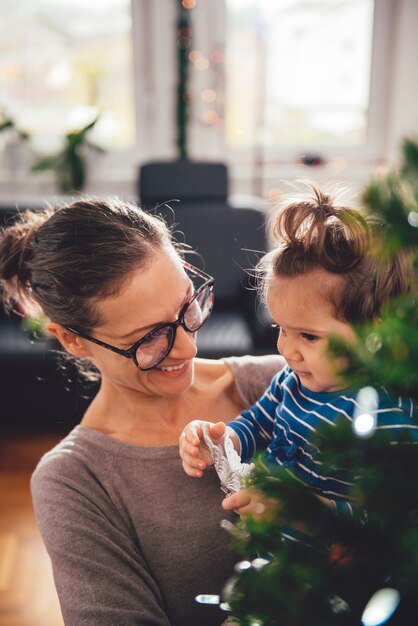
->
[266, 269, 356, 393]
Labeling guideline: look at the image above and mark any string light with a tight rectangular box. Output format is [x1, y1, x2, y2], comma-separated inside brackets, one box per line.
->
[177, 26, 192, 50]
[220, 518, 234, 532]
[188, 49, 201, 63]
[194, 56, 209, 71]
[354, 413, 376, 437]
[361, 588, 400, 626]
[353, 386, 378, 438]
[201, 88, 217, 103]
[365, 332, 383, 353]
[234, 560, 252, 572]
[177, 37, 191, 49]
[210, 48, 224, 63]
[195, 594, 220, 604]
[407, 211, 418, 227]
[201, 110, 218, 124]
[251, 557, 269, 569]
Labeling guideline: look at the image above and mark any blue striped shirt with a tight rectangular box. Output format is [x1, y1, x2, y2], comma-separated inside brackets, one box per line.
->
[228, 365, 418, 515]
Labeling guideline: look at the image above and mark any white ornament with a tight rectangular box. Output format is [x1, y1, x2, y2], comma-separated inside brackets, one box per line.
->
[202, 424, 254, 495]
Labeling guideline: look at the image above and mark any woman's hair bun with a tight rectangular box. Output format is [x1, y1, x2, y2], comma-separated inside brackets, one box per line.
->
[0, 209, 52, 313]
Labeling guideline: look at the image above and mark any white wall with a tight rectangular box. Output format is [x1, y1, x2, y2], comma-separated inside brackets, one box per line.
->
[385, 0, 418, 166]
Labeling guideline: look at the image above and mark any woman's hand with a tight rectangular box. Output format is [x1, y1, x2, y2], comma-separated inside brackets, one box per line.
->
[179, 420, 226, 477]
[222, 487, 280, 521]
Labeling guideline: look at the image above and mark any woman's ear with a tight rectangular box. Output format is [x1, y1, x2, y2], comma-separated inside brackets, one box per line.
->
[46, 322, 93, 358]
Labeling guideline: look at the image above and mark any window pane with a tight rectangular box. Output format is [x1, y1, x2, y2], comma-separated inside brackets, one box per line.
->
[0, 0, 135, 152]
[226, 0, 375, 148]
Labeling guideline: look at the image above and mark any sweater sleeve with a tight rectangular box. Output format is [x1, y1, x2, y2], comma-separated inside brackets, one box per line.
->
[227, 369, 285, 461]
[224, 354, 285, 407]
[31, 454, 171, 626]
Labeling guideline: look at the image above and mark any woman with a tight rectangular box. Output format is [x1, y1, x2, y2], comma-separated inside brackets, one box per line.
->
[0, 197, 282, 626]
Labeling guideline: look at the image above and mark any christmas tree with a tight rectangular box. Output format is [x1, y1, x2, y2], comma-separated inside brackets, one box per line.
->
[220, 140, 418, 626]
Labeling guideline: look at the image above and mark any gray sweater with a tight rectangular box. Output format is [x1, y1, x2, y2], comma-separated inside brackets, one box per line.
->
[31, 355, 283, 626]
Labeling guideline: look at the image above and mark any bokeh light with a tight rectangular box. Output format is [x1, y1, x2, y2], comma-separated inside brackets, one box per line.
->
[361, 588, 400, 626]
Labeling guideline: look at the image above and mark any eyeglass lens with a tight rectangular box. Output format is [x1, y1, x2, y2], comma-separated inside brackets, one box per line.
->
[135, 326, 173, 369]
[135, 284, 213, 369]
[183, 285, 213, 331]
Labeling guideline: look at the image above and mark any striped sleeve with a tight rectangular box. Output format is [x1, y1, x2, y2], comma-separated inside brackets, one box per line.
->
[227, 368, 285, 461]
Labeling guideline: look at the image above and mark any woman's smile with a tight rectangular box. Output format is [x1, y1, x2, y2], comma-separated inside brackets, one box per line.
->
[154, 360, 190, 378]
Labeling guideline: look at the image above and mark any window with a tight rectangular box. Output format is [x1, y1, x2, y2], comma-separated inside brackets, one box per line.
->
[0, 0, 135, 154]
[0, 0, 403, 199]
[225, 0, 375, 153]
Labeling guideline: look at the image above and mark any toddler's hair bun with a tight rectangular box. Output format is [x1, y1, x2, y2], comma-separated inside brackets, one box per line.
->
[271, 185, 369, 273]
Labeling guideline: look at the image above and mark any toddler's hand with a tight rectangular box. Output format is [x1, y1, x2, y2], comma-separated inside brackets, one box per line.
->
[179, 420, 226, 477]
[222, 487, 280, 521]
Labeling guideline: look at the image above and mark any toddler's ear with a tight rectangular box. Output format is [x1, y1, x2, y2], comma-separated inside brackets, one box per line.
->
[46, 322, 93, 358]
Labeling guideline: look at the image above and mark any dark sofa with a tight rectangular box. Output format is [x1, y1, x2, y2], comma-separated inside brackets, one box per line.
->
[0, 206, 96, 432]
[0, 178, 276, 430]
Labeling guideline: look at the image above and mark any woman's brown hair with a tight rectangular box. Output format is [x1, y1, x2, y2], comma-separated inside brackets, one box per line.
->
[0, 197, 174, 331]
[259, 185, 413, 323]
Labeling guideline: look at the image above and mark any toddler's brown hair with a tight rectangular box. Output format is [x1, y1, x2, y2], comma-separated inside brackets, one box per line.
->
[258, 185, 413, 323]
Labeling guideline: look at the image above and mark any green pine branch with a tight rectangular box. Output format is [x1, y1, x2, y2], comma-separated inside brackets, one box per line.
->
[225, 138, 418, 626]
[227, 425, 418, 625]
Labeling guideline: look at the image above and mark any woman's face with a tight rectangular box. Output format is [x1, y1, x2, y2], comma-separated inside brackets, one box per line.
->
[83, 247, 199, 399]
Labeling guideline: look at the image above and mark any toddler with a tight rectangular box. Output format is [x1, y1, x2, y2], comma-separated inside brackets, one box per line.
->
[179, 185, 418, 518]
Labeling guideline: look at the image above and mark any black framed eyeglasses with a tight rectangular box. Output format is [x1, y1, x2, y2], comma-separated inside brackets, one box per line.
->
[62, 261, 215, 371]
